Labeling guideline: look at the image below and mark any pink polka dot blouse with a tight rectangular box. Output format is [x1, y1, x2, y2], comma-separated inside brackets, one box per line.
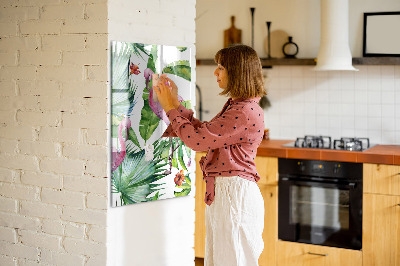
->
[162, 97, 265, 205]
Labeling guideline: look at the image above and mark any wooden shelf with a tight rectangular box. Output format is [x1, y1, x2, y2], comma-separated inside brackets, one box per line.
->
[196, 57, 400, 67]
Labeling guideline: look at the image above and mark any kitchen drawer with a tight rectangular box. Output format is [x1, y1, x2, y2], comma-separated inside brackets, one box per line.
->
[255, 156, 278, 186]
[276, 241, 362, 266]
[364, 164, 400, 196]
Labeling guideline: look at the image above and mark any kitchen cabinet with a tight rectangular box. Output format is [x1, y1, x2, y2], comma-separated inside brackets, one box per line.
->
[276, 241, 362, 266]
[363, 163, 400, 196]
[259, 184, 278, 266]
[363, 193, 400, 266]
[195, 151, 207, 258]
[363, 163, 400, 266]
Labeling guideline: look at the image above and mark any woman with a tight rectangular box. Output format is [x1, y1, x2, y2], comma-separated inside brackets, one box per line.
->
[154, 44, 266, 266]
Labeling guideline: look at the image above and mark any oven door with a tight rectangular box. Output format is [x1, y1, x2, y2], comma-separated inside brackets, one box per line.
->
[278, 176, 362, 250]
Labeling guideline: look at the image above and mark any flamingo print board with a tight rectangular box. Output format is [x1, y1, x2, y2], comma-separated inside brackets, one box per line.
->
[111, 41, 193, 207]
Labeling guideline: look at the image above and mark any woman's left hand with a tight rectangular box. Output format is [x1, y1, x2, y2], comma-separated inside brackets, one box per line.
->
[153, 75, 176, 113]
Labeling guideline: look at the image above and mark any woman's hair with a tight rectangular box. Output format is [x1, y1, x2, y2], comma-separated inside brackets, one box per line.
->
[214, 44, 266, 99]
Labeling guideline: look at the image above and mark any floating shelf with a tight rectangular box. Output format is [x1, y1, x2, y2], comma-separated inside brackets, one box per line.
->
[196, 57, 400, 67]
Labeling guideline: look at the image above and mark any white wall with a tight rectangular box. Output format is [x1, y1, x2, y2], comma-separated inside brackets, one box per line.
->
[196, 0, 400, 145]
[107, 1, 196, 266]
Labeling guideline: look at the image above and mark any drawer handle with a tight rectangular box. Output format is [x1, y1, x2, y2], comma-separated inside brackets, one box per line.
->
[307, 252, 328, 256]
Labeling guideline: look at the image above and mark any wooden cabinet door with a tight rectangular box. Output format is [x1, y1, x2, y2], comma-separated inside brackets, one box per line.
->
[276, 241, 362, 266]
[364, 164, 400, 196]
[255, 156, 278, 186]
[259, 185, 278, 266]
[363, 193, 400, 266]
[194, 152, 207, 258]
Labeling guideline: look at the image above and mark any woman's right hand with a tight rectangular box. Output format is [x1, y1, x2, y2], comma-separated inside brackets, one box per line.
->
[159, 75, 180, 109]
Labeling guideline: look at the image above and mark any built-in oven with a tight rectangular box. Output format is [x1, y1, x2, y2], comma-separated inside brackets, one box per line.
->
[278, 158, 363, 250]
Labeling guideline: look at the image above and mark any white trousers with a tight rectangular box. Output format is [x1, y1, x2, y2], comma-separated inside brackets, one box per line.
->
[205, 176, 264, 266]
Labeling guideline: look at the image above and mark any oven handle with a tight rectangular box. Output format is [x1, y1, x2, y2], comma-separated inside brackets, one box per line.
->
[280, 177, 357, 189]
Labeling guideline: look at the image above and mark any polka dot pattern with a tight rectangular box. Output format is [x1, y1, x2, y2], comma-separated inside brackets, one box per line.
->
[162, 97, 264, 205]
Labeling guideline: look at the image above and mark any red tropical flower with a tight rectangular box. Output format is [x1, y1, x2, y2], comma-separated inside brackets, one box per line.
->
[174, 170, 185, 186]
[130, 63, 140, 75]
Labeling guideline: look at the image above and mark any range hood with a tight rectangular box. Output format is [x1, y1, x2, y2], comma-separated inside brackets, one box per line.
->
[314, 0, 358, 71]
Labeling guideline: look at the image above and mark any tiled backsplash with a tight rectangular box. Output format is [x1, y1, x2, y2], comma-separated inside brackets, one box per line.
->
[196, 65, 400, 145]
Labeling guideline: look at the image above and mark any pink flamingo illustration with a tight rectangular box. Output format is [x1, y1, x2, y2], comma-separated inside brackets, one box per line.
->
[112, 117, 131, 172]
[144, 69, 184, 126]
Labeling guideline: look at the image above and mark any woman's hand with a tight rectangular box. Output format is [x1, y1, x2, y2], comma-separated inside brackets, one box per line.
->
[153, 75, 176, 113]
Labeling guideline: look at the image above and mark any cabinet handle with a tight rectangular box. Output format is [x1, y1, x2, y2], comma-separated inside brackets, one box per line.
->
[307, 252, 328, 256]
[397, 204, 400, 207]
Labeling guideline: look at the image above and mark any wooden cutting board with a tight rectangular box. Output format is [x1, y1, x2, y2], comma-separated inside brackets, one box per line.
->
[224, 16, 242, 48]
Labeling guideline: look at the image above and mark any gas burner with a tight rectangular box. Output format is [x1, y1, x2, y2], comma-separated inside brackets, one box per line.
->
[333, 137, 370, 151]
[295, 135, 332, 149]
[283, 136, 372, 151]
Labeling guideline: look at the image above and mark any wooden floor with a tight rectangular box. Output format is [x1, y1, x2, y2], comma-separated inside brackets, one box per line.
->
[195, 257, 204, 266]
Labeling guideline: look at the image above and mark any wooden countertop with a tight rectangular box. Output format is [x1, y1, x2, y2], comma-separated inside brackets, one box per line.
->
[256, 139, 400, 165]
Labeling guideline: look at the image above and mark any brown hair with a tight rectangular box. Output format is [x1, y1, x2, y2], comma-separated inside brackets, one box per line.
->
[214, 44, 266, 99]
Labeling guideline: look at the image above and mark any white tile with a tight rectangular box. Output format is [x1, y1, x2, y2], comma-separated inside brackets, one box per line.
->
[279, 78, 291, 89]
[316, 103, 330, 115]
[316, 89, 329, 103]
[381, 90, 395, 104]
[381, 66, 395, 78]
[303, 88, 316, 103]
[355, 128, 368, 138]
[355, 116, 368, 130]
[367, 129, 382, 144]
[279, 67, 292, 78]
[304, 102, 316, 115]
[341, 117, 355, 129]
[315, 77, 329, 90]
[367, 91, 381, 105]
[382, 117, 396, 131]
[329, 116, 342, 129]
[354, 90, 368, 104]
[341, 103, 355, 116]
[316, 115, 330, 128]
[328, 88, 341, 103]
[381, 131, 396, 145]
[291, 67, 303, 78]
[382, 104, 395, 118]
[367, 104, 381, 118]
[329, 103, 341, 116]
[291, 77, 304, 90]
[382, 78, 395, 91]
[394, 66, 400, 79]
[395, 131, 400, 144]
[355, 104, 368, 117]
[367, 117, 382, 131]
[280, 114, 292, 127]
[341, 128, 355, 137]
[367, 77, 381, 91]
[341, 89, 355, 104]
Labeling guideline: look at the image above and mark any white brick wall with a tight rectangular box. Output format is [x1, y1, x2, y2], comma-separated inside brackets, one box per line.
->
[0, 0, 108, 265]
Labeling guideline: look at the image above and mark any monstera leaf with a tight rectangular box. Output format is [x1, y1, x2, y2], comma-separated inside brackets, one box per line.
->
[111, 150, 167, 205]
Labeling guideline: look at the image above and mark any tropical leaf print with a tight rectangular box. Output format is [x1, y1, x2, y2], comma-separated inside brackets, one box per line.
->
[162, 65, 191, 82]
[139, 90, 160, 143]
[111, 149, 167, 205]
[111, 42, 193, 206]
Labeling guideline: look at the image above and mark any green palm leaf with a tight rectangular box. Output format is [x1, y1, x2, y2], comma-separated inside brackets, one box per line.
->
[111, 150, 167, 205]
